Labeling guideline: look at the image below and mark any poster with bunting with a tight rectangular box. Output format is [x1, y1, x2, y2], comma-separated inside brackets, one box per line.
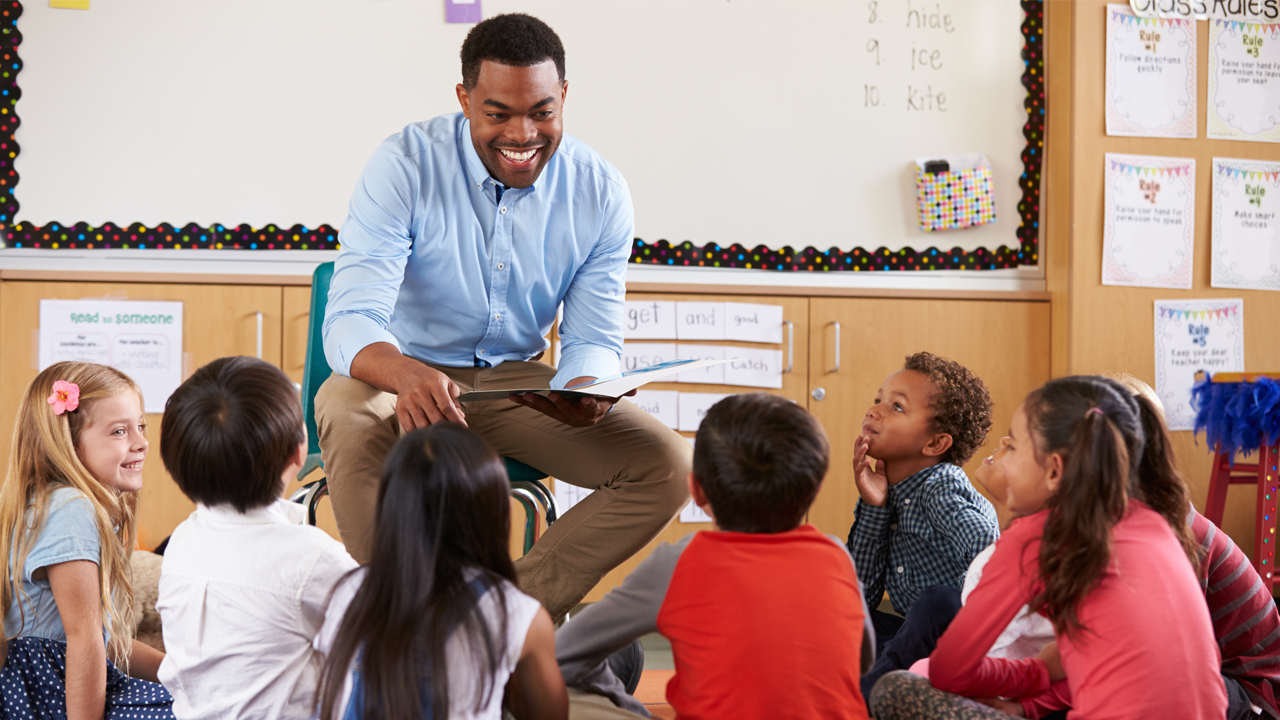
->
[1103, 154, 1196, 288]
[1208, 19, 1280, 143]
[1212, 158, 1280, 289]
[1106, 5, 1197, 138]
[1154, 298, 1245, 431]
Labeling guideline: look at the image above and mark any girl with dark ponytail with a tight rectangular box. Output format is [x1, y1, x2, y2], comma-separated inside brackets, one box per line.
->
[314, 424, 567, 720]
[870, 376, 1225, 720]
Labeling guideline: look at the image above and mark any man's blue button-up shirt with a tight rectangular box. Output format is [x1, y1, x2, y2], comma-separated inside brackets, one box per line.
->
[323, 112, 634, 389]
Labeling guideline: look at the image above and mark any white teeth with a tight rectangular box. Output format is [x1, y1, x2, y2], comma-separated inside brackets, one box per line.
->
[500, 148, 536, 162]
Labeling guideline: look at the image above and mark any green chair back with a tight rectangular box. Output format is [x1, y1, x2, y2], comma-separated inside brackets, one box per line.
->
[297, 261, 335, 478]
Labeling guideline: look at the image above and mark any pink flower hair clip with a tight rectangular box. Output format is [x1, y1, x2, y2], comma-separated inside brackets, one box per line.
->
[47, 380, 80, 416]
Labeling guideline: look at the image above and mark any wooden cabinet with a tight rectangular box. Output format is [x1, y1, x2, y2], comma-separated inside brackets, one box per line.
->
[805, 298, 1052, 537]
[0, 277, 1051, 599]
[0, 280, 284, 549]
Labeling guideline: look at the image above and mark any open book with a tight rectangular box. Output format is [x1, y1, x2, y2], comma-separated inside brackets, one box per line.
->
[457, 358, 733, 402]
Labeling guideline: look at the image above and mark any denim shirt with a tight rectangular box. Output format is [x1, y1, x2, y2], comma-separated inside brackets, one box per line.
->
[323, 112, 634, 389]
[4, 486, 102, 643]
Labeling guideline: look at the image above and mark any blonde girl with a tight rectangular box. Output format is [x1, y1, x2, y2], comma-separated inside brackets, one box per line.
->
[0, 361, 173, 720]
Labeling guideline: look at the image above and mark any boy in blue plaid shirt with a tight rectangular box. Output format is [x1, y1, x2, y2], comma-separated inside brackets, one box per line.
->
[846, 352, 998, 698]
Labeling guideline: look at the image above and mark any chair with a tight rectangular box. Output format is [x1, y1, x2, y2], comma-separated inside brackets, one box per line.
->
[289, 261, 557, 555]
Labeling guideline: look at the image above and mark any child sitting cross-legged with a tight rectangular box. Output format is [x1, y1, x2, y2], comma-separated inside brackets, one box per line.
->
[556, 392, 874, 720]
[0, 362, 173, 719]
[156, 356, 358, 720]
[851, 352, 1001, 698]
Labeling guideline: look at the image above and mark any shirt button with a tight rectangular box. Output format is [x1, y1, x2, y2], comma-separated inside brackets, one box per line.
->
[500, 207, 508, 214]
[896, 566, 904, 573]
[478, 349, 486, 355]
[904, 499, 911, 504]
[890, 524, 898, 530]
[497, 262, 505, 270]
[495, 313, 502, 320]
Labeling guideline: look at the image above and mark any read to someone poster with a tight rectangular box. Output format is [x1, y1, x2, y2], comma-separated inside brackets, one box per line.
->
[1154, 298, 1245, 431]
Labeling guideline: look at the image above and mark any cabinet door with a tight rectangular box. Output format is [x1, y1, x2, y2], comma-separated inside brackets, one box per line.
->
[0, 281, 284, 549]
[806, 298, 1051, 538]
[577, 293, 809, 602]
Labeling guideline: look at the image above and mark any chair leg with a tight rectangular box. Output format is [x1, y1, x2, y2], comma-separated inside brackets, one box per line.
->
[305, 477, 329, 528]
[510, 491, 540, 556]
[1206, 450, 1232, 526]
[511, 481, 556, 527]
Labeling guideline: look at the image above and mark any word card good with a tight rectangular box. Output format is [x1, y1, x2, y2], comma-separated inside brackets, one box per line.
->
[676, 345, 727, 384]
[630, 390, 679, 430]
[724, 347, 784, 389]
[724, 302, 785, 344]
[1211, 158, 1280, 290]
[553, 479, 592, 514]
[1102, 154, 1196, 288]
[623, 300, 677, 340]
[1105, 5, 1197, 138]
[1153, 298, 1244, 430]
[621, 343, 678, 373]
[676, 302, 726, 340]
[39, 299, 184, 413]
[1208, 20, 1280, 143]
[678, 392, 733, 432]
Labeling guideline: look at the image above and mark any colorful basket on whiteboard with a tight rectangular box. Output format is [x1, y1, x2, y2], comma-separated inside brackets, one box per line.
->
[1192, 374, 1280, 459]
[916, 153, 997, 232]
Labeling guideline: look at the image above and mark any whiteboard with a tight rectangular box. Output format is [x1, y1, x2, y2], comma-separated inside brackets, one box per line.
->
[13, 0, 1031, 255]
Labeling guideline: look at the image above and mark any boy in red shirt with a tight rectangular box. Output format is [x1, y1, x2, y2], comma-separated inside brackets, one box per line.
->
[555, 393, 873, 719]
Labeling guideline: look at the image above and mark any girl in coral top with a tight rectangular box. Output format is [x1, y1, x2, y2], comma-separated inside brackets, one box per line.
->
[869, 375, 1226, 720]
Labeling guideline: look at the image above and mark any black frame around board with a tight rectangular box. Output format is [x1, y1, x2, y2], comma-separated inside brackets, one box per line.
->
[0, 0, 1044, 272]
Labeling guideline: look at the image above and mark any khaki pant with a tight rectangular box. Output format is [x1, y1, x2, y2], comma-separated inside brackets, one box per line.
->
[315, 360, 691, 619]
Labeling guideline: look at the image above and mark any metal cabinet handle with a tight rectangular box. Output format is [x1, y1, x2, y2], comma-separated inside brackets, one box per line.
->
[256, 311, 263, 359]
[829, 321, 841, 374]
[783, 320, 794, 374]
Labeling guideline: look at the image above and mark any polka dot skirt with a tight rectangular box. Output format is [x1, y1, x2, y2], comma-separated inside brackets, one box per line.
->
[0, 637, 174, 719]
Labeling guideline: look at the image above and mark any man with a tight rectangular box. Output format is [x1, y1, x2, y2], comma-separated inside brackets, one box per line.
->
[316, 12, 690, 621]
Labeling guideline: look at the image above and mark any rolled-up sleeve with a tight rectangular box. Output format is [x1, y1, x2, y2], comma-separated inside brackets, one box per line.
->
[551, 181, 633, 389]
[323, 140, 419, 377]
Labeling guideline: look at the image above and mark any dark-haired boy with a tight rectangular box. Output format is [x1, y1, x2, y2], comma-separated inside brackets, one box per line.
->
[556, 393, 873, 719]
[156, 356, 357, 720]
[849, 351, 1000, 698]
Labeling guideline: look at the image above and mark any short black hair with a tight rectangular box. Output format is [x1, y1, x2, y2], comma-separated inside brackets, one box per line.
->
[693, 393, 829, 534]
[460, 13, 565, 90]
[160, 356, 305, 513]
[902, 351, 993, 466]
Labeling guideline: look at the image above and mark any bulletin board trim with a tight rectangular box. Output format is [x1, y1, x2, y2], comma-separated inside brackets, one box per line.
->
[0, 0, 1045, 272]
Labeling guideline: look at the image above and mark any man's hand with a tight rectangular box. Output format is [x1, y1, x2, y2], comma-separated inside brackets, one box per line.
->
[350, 343, 466, 431]
[393, 362, 467, 430]
[854, 434, 889, 507]
[510, 376, 635, 427]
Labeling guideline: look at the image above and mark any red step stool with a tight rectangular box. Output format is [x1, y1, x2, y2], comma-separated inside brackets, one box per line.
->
[1205, 442, 1279, 593]
[1200, 372, 1280, 594]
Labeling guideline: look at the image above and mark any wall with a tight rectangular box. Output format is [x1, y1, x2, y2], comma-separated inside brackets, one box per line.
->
[1051, 0, 1280, 557]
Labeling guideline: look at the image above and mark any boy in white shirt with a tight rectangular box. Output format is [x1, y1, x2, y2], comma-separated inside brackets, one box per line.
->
[156, 356, 358, 720]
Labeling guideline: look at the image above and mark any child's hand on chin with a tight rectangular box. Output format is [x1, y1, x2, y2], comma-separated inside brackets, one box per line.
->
[854, 435, 889, 506]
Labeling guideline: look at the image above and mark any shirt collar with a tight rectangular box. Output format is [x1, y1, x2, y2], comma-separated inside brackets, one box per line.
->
[459, 116, 541, 194]
[889, 463, 949, 501]
[198, 497, 305, 526]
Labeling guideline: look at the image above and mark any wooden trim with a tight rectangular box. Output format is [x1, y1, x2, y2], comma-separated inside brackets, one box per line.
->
[625, 281, 1050, 301]
[0, 269, 314, 285]
[1045, 0, 1075, 377]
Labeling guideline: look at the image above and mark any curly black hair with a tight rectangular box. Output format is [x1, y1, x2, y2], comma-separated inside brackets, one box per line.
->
[460, 13, 566, 90]
[902, 351, 993, 466]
